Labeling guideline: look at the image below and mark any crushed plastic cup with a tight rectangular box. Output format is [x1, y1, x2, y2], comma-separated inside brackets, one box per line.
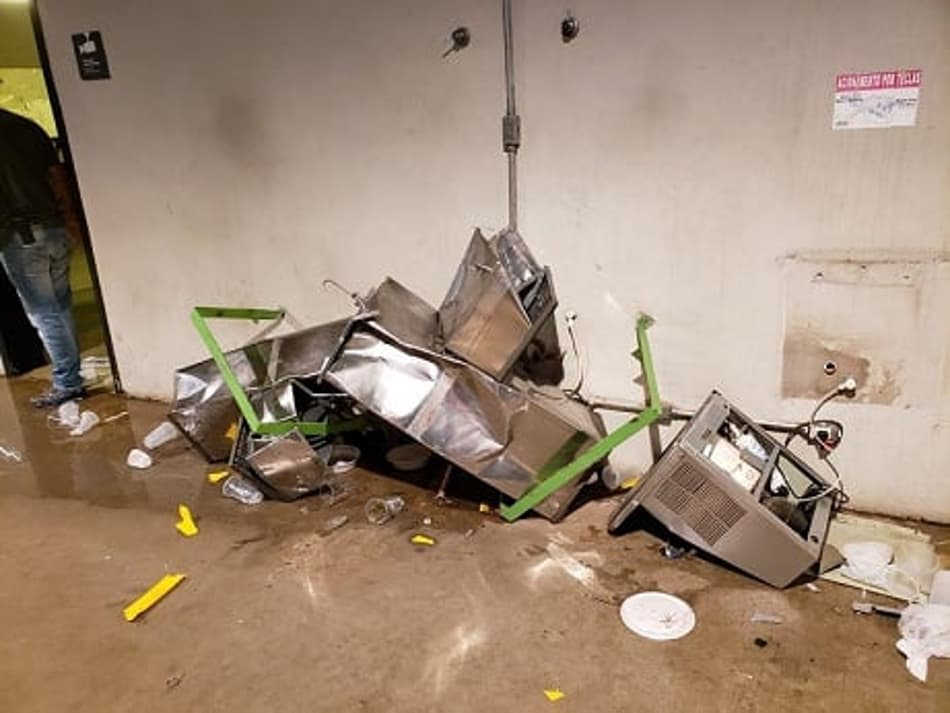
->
[365, 495, 405, 525]
[49, 400, 81, 429]
[221, 474, 264, 505]
[69, 410, 100, 437]
[126, 448, 153, 469]
[144, 421, 180, 450]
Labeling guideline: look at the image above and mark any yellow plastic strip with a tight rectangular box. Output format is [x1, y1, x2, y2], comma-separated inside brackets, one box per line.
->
[123, 573, 186, 622]
[175, 504, 198, 537]
[207, 469, 229, 484]
[410, 534, 436, 546]
[543, 689, 565, 702]
[620, 475, 642, 490]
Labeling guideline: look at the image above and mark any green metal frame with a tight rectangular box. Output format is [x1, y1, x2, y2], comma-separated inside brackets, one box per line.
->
[191, 306, 363, 437]
[499, 315, 663, 522]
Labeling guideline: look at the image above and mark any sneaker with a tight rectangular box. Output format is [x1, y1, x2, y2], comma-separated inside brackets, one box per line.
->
[30, 386, 87, 409]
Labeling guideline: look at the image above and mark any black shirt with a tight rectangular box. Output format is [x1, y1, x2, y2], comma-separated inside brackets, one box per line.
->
[0, 108, 62, 248]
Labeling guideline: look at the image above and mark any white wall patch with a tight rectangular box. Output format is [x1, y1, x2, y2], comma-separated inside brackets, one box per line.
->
[832, 69, 921, 130]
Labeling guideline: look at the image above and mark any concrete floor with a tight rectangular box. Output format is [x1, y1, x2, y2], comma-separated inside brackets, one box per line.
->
[0, 378, 947, 713]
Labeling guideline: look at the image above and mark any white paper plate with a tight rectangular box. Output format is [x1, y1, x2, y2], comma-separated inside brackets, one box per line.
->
[619, 592, 696, 641]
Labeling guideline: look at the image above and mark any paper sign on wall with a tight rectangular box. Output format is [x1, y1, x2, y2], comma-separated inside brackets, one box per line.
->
[832, 69, 920, 130]
[71, 31, 111, 81]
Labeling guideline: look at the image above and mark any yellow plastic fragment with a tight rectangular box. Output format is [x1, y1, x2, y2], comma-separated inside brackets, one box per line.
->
[620, 475, 642, 490]
[175, 504, 198, 537]
[410, 534, 436, 546]
[224, 422, 238, 441]
[122, 573, 186, 622]
[544, 688, 565, 702]
[479, 503, 491, 514]
[207, 469, 229, 484]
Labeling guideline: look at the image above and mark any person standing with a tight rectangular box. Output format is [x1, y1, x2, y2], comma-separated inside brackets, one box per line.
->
[0, 108, 84, 407]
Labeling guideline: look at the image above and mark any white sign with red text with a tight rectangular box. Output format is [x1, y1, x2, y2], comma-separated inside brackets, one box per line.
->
[832, 69, 921, 130]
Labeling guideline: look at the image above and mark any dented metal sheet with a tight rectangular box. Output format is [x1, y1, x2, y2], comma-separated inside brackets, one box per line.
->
[246, 430, 329, 501]
[168, 320, 355, 461]
[326, 283, 605, 520]
[168, 227, 607, 519]
[439, 229, 558, 381]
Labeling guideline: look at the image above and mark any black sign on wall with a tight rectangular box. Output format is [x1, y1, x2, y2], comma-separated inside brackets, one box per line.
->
[71, 31, 110, 80]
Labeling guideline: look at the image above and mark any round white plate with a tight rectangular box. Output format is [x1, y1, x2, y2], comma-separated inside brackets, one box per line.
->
[619, 592, 696, 641]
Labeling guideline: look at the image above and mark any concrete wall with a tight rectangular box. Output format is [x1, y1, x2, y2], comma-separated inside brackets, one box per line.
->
[36, 0, 950, 520]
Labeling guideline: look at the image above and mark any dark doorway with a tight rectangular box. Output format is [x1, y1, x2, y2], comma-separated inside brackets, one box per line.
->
[0, 1, 120, 391]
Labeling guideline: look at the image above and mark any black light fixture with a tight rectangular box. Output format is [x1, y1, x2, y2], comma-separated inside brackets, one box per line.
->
[560, 13, 579, 43]
[442, 26, 471, 58]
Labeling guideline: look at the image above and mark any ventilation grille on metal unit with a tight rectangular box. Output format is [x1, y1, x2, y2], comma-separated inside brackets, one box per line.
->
[655, 460, 747, 546]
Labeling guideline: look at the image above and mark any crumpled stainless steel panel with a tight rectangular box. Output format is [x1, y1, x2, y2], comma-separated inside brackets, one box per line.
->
[364, 278, 440, 352]
[168, 230, 606, 519]
[326, 284, 606, 521]
[167, 320, 355, 461]
[168, 373, 296, 462]
[439, 229, 559, 381]
[246, 430, 328, 501]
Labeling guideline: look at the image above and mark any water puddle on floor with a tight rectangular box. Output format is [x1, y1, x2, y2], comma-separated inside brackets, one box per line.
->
[0, 376, 489, 535]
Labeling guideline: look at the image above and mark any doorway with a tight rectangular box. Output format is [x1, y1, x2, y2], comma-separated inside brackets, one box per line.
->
[0, 0, 119, 392]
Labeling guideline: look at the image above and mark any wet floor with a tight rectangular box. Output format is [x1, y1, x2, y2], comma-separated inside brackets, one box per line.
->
[0, 375, 948, 712]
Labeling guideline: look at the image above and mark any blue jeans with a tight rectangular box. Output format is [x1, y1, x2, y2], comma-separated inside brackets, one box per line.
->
[0, 226, 82, 391]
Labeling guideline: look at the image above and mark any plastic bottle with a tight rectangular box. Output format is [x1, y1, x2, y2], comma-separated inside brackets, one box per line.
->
[222, 475, 264, 505]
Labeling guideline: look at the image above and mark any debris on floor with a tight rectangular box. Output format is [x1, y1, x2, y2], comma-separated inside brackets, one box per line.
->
[126, 448, 153, 469]
[543, 688, 566, 702]
[851, 600, 902, 617]
[175, 504, 199, 537]
[0, 442, 24, 463]
[69, 410, 100, 437]
[221, 474, 263, 505]
[750, 612, 784, 625]
[322, 514, 349, 533]
[822, 513, 938, 602]
[144, 421, 180, 450]
[48, 400, 80, 429]
[123, 573, 187, 622]
[207, 468, 229, 484]
[619, 592, 696, 641]
[896, 601, 950, 682]
[410, 533, 437, 547]
[365, 495, 405, 525]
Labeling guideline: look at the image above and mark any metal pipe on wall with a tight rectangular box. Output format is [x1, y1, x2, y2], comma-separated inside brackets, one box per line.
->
[501, 0, 520, 231]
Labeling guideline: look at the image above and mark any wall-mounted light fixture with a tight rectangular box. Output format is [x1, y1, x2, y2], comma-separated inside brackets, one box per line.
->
[442, 26, 471, 58]
[560, 13, 579, 43]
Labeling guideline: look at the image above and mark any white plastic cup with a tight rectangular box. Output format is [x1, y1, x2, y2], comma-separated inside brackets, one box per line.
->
[69, 411, 100, 437]
[144, 421, 180, 450]
[126, 448, 153, 469]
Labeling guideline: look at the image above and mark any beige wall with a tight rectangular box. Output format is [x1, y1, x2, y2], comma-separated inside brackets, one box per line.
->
[36, 0, 949, 520]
